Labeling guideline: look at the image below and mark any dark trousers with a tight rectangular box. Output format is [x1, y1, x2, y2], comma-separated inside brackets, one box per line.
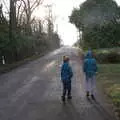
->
[62, 81, 71, 97]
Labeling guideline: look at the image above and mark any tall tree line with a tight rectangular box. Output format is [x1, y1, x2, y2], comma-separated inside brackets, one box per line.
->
[70, 0, 120, 49]
[0, 0, 60, 64]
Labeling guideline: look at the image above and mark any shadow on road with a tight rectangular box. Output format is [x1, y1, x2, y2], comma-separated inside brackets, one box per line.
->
[86, 97, 117, 120]
[61, 100, 83, 120]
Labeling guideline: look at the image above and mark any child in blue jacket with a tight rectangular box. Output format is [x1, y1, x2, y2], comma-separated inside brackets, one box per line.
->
[61, 56, 73, 102]
[83, 50, 97, 99]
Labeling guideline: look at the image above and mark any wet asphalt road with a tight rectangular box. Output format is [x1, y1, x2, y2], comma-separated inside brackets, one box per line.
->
[0, 47, 117, 120]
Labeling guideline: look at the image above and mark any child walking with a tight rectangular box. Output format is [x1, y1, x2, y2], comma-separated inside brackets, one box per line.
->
[61, 56, 73, 102]
[83, 50, 97, 99]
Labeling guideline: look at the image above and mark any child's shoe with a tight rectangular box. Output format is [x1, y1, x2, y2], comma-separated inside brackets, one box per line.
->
[86, 91, 89, 97]
[67, 95, 72, 100]
[91, 94, 95, 100]
[61, 96, 65, 102]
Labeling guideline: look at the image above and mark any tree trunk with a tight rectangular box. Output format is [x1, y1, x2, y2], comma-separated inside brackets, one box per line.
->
[9, 0, 16, 40]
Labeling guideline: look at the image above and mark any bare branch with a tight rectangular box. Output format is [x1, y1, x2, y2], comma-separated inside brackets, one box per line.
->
[16, 1, 22, 23]
[2, 0, 9, 13]
[31, 0, 43, 13]
[15, 0, 44, 34]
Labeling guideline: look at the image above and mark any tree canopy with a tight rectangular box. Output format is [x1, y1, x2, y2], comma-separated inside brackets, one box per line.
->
[70, 0, 120, 49]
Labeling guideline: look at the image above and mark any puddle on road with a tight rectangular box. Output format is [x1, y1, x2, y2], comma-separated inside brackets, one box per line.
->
[42, 61, 57, 73]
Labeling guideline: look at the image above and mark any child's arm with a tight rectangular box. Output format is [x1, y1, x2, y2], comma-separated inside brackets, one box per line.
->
[83, 60, 86, 73]
[94, 59, 98, 73]
[69, 66, 73, 78]
[61, 65, 64, 80]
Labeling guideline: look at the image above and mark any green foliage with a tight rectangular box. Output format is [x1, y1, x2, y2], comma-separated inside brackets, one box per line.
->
[70, 8, 83, 30]
[0, 23, 60, 64]
[95, 52, 120, 64]
[93, 48, 120, 63]
[83, 24, 120, 48]
[69, 0, 120, 49]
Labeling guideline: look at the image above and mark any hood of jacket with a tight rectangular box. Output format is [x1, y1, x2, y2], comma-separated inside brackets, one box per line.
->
[85, 50, 93, 59]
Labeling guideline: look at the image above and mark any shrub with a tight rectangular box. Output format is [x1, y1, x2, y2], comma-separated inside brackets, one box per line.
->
[94, 52, 120, 64]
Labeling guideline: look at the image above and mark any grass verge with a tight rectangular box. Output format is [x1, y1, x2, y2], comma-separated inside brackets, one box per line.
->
[97, 64, 120, 119]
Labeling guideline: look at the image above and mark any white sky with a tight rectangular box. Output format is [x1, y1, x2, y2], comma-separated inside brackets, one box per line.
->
[2, 0, 120, 46]
[34, 0, 86, 46]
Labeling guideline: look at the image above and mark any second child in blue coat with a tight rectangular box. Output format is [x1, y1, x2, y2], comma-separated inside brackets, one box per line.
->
[83, 50, 97, 99]
[61, 56, 73, 102]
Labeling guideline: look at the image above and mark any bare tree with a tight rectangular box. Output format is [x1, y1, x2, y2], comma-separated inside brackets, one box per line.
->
[15, 0, 43, 34]
[0, 4, 7, 24]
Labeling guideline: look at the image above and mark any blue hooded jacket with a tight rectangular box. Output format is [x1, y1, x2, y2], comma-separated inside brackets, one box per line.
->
[61, 61, 73, 82]
[83, 51, 97, 77]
